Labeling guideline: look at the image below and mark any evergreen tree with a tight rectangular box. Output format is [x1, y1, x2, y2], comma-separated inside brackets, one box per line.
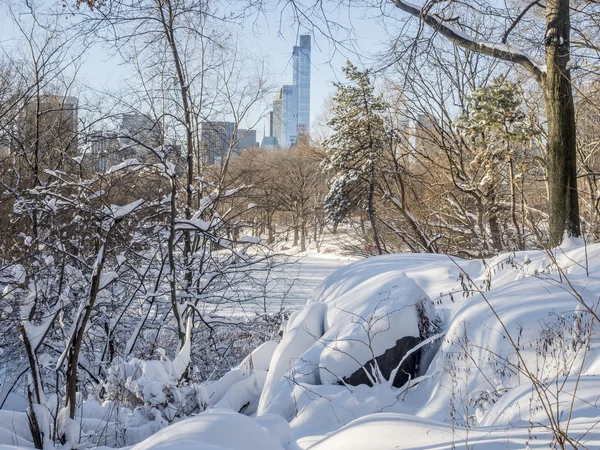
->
[322, 61, 387, 254]
[457, 77, 539, 250]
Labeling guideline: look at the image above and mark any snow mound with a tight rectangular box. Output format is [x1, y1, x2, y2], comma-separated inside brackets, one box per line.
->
[258, 268, 437, 419]
[306, 412, 600, 450]
[260, 242, 600, 447]
[206, 340, 278, 414]
[130, 410, 285, 450]
[317, 271, 434, 385]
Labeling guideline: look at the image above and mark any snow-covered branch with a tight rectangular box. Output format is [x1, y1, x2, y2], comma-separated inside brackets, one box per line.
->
[391, 0, 545, 83]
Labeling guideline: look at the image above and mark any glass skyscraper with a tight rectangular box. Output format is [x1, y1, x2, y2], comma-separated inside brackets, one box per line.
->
[266, 34, 311, 149]
[273, 85, 298, 149]
[293, 35, 311, 137]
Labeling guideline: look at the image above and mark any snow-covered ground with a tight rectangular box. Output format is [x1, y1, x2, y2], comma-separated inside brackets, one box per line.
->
[277, 254, 355, 308]
[218, 254, 355, 316]
[5, 240, 600, 450]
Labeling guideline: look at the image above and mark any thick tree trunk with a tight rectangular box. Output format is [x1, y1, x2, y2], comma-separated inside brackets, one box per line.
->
[544, 0, 580, 246]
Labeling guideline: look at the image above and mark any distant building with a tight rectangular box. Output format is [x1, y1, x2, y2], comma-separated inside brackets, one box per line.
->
[269, 34, 311, 149]
[268, 111, 274, 137]
[84, 114, 182, 173]
[260, 136, 279, 150]
[412, 114, 435, 152]
[272, 85, 298, 149]
[119, 113, 162, 160]
[87, 131, 120, 172]
[200, 121, 258, 164]
[237, 129, 258, 151]
[22, 94, 79, 159]
[261, 107, 280, 150]
[293, 35, 311, 137]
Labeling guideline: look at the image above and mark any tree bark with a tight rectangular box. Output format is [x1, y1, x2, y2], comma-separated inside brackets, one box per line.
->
[157, 0, 191, 348]
[368, 164, 383, 255]
[544, 0, 580, 246]
[508, 157, 524, 249]
[65, 238, 109, 419]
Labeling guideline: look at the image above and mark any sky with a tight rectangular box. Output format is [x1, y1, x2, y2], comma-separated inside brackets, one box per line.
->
[0, 1, 401, 142]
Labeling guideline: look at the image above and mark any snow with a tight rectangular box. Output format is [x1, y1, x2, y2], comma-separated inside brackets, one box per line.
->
[0, 411, 32, 444]
[106, 158, 141, 174]
[107, 199, 145, 220]
[130, 410, 285, 450]
[317, 272, 434, 384]
[6, 242, 600, 450]
[238, 236, 261, 244]
[257, 302, 327, 417]
[214, 255, 349, 317]
[213, 370, 267, 414]
[175, 218, 211, 231]
[393, 0, 547, 75]
[252, 243, 600, 448]
[171, 316, 192, 380]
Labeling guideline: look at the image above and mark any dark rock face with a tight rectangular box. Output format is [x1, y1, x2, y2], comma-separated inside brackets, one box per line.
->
[342, 336, 421, 388]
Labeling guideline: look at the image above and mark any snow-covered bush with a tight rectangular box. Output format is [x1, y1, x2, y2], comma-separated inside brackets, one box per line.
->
[101, 357, 207, 422]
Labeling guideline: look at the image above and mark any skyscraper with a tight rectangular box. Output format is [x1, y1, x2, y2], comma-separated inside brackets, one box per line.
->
[269, 34, 311, 149]
[200, 121, 258, 165]
[272, 85, 297, 149]
[293, 35, 311, 137]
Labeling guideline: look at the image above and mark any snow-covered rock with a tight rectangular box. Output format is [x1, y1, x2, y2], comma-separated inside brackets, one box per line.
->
[257, 303, 327, 416]
[258, 268, 437, 419]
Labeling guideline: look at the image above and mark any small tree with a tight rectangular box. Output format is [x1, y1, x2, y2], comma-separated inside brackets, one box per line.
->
[457, 78, 540, 250]
[322, 61, 387, 255]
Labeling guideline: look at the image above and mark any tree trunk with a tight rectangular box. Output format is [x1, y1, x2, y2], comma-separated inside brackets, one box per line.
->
[300, 219, 306, 252]
[368, 165, 383, 255]
[508, 158, 523, 250]
[487, 190, 503, 252]
[158, 0, 194, 318]
[544, 0, 580, 246]
[65, 236, 111, 419]
[168, 177, 184, 346]
[267, 212, 274, 244]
